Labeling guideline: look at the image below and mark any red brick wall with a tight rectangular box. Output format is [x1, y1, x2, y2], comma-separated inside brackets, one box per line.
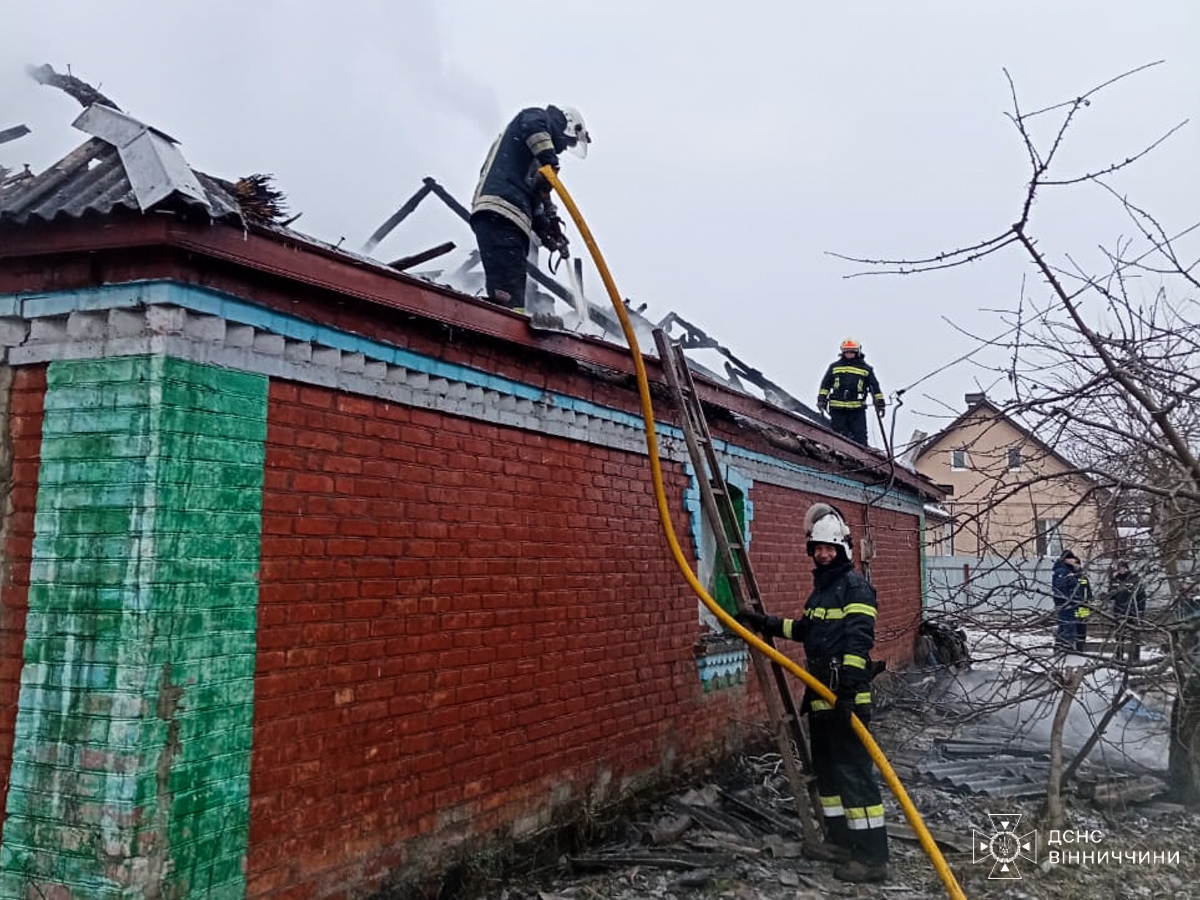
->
[0, 365, 46, 829]
[248, 380, 923, 900]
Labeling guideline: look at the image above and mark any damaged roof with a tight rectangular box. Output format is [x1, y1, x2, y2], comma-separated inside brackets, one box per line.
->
[0, 104, 242, 226]
[0, 98, 943, 502]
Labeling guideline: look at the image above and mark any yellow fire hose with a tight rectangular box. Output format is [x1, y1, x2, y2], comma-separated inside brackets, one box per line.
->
[540, 165, 966, 900]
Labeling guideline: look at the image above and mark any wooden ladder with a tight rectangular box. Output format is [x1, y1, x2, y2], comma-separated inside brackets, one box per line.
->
[652, 328, 822, 844]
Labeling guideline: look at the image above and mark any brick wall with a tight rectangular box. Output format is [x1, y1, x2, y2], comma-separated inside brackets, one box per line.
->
[0, 365, 45, 832]
[0, 357, 267, 900]
[250, 381, 759, 898]
[248, 380, 923, 900]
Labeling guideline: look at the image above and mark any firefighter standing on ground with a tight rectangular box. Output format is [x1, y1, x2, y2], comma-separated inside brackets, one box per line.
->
[817, 339, 885, 446]
[1108, 560, 1147, 662]
[1051, 549, 1093, 653]
[736, 504, 889, 884]
[470, 105, 591, 325]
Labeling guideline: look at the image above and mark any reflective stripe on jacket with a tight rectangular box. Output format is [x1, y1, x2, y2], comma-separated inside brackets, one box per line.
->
[471, 107, 569, 239]
[1052, 560, 1093, 617]
[818, 357, 884, 410]
[802, 561, 878, 680]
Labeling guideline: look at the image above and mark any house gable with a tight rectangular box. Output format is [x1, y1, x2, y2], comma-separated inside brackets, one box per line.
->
[913, 396, 1107, 558]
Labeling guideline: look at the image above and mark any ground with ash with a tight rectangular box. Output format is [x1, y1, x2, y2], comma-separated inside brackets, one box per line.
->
[449, 680, 1199, 900]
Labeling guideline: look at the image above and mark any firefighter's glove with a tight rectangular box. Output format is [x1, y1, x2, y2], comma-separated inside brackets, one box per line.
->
[834, 668, 867, 724]
[875, 399, 886, 413]
[817, 398, 828, 413]
[533, 214, 570, 255]
[532, 168, 558, 196]
[735, 610, 783, 639]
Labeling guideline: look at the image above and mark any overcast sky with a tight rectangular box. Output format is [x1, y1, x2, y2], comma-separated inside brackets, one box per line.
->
[3, 1, 1197, 450]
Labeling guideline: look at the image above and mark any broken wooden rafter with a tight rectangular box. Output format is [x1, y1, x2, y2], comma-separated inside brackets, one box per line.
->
[716, 787, 803, 836]
[27, 64, 121, 110]
[0, 124, 31, 146]
[387, 241, 456, 272]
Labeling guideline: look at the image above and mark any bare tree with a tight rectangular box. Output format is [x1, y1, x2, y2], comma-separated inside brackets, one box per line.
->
[838, 63, 1200, 805]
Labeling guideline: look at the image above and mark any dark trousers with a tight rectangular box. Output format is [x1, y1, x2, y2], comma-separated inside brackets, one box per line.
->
[1113, 609, 1142, 662]
[829, 407, 868, 445]
[1054, 605, 1087, 652]
[809, 706, 888, 864]
[471, 211, 529, 308]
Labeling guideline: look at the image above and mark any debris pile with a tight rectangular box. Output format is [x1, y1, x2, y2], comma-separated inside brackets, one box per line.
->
[457, 712, 1199, 900]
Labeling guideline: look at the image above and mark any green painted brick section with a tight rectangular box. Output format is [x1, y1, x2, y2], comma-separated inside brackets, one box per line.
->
[39, 433, 154, 461]
[36, 458, 153, 485]
[40, 407, 154, 436]
[41, 380, 158, 411]
[157, 459, 265, 488]
[159, 433, 267, 465]
[159, 483, 265, 513]
[161, 362, 264, 399]
[45, 355, 152, 386]
[2, 354, 267, 900]
[159, 407, 267, 442]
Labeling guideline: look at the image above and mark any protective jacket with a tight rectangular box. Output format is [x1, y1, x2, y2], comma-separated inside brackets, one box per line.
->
[1052, 558, 1093, 619]
[750, 557, 886, 867]
[763, 559, 878, 685]
[818, 356, 884, 410]
[471, 106, 571, 241]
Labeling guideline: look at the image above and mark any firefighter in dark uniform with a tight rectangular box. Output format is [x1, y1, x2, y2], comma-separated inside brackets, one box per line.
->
[1051, 549, 1093, 653]
[817, 339, 885, 446]
[736, 503, 889, 884]
[1108, 560, 1146, 663]
[470, 105, 591, 318]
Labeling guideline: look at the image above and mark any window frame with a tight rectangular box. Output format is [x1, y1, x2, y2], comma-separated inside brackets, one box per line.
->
[1036, 518, 1063, 558]
[950, 448, 968, 471]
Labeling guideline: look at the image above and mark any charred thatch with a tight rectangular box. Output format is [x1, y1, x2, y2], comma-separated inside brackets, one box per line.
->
[233, 173, 292, 225]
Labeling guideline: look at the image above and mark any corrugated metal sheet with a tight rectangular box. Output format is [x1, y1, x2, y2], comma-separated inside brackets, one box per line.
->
[0, 136, 241, 226]
[917, 755, 1051, 799]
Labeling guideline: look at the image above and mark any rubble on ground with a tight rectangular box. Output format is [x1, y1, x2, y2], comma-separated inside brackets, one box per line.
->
[456, 696, 1199, 900]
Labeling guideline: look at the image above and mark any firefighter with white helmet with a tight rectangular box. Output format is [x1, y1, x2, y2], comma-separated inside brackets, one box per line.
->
[736, 503, 889, 883]
[470, 105, 592, 326]
[816, 339, 885, 446]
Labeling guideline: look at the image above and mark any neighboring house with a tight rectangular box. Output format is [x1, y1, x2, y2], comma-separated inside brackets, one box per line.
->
[0, 102, 944, 900]
[912, 393, 1113, 561]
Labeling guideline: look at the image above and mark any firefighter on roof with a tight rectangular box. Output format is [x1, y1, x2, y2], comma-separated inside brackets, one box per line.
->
[817, 339, 885, 446]
[470, 105, 591, 328]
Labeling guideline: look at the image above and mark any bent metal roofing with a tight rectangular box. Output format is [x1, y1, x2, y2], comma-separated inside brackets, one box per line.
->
[0, 105, 242, 226]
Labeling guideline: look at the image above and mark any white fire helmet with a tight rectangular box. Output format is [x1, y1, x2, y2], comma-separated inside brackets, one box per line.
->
[558, 105, 592, 158]
[804, 503, 853, 561]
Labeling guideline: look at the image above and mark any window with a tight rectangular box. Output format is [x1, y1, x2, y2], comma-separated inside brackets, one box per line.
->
[1036, 519, 1063, 558]
[689, 468, 752, 631]
[710, 485, 747, 620]
[951, 448, 968, 470]
[1007, 447, 1023, 471]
